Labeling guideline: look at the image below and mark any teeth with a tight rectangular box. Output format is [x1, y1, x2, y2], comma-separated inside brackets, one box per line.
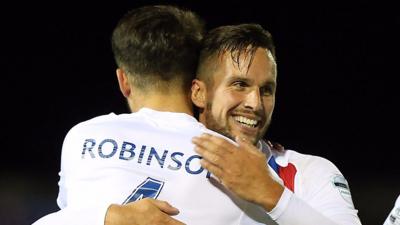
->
[233, 116, 259, 128]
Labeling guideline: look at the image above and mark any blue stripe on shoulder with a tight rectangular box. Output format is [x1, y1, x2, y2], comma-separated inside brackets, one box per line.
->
[268, 155, 279, 174]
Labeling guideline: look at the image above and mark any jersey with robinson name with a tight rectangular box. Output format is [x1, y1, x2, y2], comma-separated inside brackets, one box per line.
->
[383, 194, 400, 225]
[36, 108, 268, 225]
[33, 108, 361, 225]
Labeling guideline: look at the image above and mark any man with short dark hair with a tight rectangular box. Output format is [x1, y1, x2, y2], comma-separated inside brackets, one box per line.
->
[191, 23, 362, 224]
[33, 6, 362, 225]
[33, 5, 206, 225]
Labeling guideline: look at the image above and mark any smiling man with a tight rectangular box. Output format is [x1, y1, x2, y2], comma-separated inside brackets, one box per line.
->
[192, 24, 362, 224]
[193, 40, 276, 145]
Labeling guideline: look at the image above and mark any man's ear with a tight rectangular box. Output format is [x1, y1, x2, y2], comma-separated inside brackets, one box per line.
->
[191, 79, 207, 108]
[116, 68, 131, 98]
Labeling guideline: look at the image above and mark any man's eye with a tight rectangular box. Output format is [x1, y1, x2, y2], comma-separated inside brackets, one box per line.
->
[261, 86, 274, 96]
[232, 81, 248, 88]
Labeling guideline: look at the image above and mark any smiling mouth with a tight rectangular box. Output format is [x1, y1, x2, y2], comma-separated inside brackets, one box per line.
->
[233, 116, 260, 128]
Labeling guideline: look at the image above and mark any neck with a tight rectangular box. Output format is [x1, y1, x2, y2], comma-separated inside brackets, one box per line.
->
[129, 91, 193, 116]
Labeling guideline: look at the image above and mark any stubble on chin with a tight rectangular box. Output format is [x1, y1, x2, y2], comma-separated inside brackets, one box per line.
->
[204, 102, 235, 142]
[204, 102, 270, 145]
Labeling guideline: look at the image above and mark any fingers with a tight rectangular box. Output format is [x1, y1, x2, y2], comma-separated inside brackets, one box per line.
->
[194, 144, 222, 165]
[149, 199, 180, 215]
[192, 133, 236, 156]
[149, 199, 186, 225]
[192, 134, 231, 180]
[108, 199, 185, 225]
[192, 134, 227, 169]
[199, 158, 223, 179]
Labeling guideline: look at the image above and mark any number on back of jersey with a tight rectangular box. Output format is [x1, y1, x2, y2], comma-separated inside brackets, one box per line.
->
[123, 177, 165, 204]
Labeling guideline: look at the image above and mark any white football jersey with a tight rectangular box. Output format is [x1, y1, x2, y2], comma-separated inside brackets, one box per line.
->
[384, 195, 400, 225]
[261, 141, 361, 225]
[33, 108, 361, 225]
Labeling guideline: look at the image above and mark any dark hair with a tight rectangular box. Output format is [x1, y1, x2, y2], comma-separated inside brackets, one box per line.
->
[197, 24, 276, 83]
[111, 5, 205, 90]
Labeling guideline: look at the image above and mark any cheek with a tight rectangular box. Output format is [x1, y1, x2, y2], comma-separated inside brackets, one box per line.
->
[263, 98, 275, 116]
[211, 92, 240, 120]
[264, 99, 275, 110]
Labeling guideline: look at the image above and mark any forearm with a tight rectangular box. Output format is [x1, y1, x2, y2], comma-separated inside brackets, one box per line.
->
[269, 188, 361, 225]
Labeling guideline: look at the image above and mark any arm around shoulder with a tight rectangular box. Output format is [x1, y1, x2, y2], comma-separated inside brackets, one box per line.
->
[267, 152, 362, 225]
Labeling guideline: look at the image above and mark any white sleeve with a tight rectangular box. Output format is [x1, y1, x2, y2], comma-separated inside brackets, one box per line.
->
[383, 194, 400, 225]
[56, 170, 67, 209]
[268, 188, 360, 225]
[32, 126, 110, 225]
[32, 206, 109, 225]
[56, 126, 76, 209]
[268, 156, 361, 225]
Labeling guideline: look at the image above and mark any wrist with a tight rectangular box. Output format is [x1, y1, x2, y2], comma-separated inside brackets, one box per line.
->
[260, 182, 284, 211]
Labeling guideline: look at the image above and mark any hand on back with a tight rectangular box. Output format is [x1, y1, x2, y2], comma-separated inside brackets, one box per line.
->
[105, 198, 185, 225]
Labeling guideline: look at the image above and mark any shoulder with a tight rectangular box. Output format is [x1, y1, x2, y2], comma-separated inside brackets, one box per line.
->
[273, 148, 347, 191]
[395, 194, 400, 206]
[276, 149, 356, 206]
[66, 113, 118, 134]
[63, 113, 142, 143]
[274, 149, 340, 174]
[63, 110, 209, 143]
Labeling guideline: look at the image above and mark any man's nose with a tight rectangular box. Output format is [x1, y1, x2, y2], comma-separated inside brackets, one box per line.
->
[244, 88, 262, 110]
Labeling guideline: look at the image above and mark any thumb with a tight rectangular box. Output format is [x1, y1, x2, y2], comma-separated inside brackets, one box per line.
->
[151, 199, 180, 215]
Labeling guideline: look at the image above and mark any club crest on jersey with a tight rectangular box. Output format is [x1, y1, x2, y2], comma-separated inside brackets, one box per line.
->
[332, 174, 354, 206]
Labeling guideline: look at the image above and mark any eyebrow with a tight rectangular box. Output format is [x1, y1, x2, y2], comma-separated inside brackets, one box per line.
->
[226, 75, 250, 83]
[226, 75, 276, 88]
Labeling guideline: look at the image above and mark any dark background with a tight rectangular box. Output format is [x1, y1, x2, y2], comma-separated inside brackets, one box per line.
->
[1, 1, 399, 225]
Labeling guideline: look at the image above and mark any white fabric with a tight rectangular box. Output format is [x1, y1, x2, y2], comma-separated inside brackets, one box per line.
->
[265, 148, 361, 225]
[383, 195, 400, 225]
[33, 108, 361, 225]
